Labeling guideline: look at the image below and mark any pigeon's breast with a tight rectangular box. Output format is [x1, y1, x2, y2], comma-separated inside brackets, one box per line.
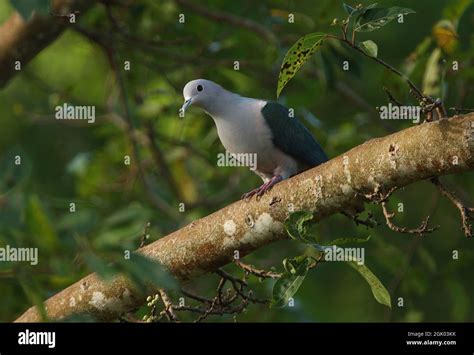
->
[212, 100, 278, 174]
[213, 99, 293, 176]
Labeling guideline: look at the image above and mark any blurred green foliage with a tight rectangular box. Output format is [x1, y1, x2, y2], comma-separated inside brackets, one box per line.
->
[0, 0, 473, 322]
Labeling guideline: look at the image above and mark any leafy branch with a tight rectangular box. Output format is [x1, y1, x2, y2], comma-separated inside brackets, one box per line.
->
[277, 2, 447, 119]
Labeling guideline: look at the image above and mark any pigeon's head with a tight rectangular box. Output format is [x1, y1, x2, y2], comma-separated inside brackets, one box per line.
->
[182, 79, 224, 112]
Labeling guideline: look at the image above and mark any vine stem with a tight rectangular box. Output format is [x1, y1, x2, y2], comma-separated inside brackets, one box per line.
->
[324, 34, 428, 103]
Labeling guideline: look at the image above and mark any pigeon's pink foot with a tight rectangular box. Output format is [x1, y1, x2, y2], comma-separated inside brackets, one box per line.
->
[241, 175, 283, 200]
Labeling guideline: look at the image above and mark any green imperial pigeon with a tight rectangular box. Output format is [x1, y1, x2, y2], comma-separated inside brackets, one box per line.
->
[182, 79, 328, 199]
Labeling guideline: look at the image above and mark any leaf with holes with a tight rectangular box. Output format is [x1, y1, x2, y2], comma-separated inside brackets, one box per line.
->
[277, 32, 326, 97]
[346, 3, 379, 34]
[271, 256, 310, 308]
[354, 7, 415, 32]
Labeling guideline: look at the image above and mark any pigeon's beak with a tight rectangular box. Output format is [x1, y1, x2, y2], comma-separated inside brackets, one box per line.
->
[181, 98, 193, 112]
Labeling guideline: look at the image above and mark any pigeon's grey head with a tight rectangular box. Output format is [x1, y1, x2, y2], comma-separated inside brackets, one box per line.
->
[182, 79, 225, 113]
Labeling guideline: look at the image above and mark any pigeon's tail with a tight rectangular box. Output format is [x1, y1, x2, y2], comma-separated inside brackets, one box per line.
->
[307, 140, 329, 167]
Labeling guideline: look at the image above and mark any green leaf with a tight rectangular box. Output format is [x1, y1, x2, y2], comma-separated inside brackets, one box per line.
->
[446, 279, 470, 320]
[277, 32, 326, 97]
[354, 7, 415, 32]
[283, 255, 310, 274]
[0, 149, 31, 196]
[347, 260, 391, 308]
[84, 253, 117, 281]
[402, 37, 433, 76]
[319, 51, 336, 90]
[359, 40, 378, 57]
[346, 3, 379, 33]
[271, 256, 310, 308]
[310, 236, 370, 252]
[103, 203, 151, 227]
[284, 211, 315, 243]
[25, 194, 58, 252]
[328, 236, 371, 246]
[18, 271, 48, 321]
[442, 0, 472, 22]
[417, 247, 436, 273]
[85, 251, 177, 292]
[343, 3, 356, 15]
[457, 2, 474, 50]
[116, 253, 177, 292]
[422, 48, 442, 97]
[10, 0, 50, 20]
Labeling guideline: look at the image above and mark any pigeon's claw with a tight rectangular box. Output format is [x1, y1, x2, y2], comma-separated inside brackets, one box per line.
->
[241, 189, 258, 200]
[241, 175, 283, 201]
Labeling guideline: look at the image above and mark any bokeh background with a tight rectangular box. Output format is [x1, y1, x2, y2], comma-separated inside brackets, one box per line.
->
[1, 0, 473, 322]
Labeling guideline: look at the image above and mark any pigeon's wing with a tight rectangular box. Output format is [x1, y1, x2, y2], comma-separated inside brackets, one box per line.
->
[261, 101, 328, 167]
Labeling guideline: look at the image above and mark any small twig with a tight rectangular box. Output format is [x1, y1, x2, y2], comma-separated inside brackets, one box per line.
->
[215, 269, 267, 304]
[145, 121, 182, 200]
[215, 268, 247, 286]
[364, 185, 398, 203]
[234, 260, 282, 279]
[342, 210, 379, 228]
[431, 177, 473, 238]
[341, 21, 348, 41]
[348, 40, 427, 102]
[215, 277, 227, 305]
[193, 278, 227, 323]
[158, 289, 180, 322]
[326, 31, 445, 113]
[364, 185, 437, 236]
[139, 222, 151, 248]
[180, 288, 214, 304]
[173, 300, 248, 316]
[194, 297, 218, 323]
[435, 98, 447, 118]
[381, 202, 438, 236]
[119, 312, 146, 323]
[382, 87, 404, 106]
[449, 107, 474, 114]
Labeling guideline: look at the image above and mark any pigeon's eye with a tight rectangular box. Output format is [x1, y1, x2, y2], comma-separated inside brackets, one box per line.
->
[197, 85, 203, 92]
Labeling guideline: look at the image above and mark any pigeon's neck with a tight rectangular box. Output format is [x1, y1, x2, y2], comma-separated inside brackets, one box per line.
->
[202, 91, 242, 118]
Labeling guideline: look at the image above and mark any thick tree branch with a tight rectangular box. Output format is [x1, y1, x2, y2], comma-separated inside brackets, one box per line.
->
[0, 0, 95, 88]
[15, 114, 474, 322]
